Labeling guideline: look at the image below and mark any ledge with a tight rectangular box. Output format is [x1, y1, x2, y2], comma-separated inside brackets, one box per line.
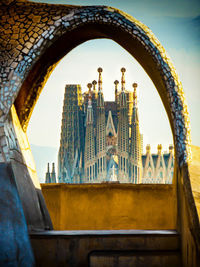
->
[30, 229, 179, 237]
[41, 183, 175, 191]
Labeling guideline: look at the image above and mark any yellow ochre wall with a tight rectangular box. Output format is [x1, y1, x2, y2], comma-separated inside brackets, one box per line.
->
[41, 183, 177, 230]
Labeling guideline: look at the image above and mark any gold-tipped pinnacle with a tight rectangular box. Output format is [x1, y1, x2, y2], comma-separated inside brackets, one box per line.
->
[121, 67, 126, 73]
[114, 80, 119, 85]
[97, 67, 103, 73]
[132, 83, 138, 89]
[87, 83, 92, 91]
[92, 80, 97, 85]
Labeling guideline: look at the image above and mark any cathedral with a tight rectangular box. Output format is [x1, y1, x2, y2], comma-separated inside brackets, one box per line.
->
[45, 68, 174, 184]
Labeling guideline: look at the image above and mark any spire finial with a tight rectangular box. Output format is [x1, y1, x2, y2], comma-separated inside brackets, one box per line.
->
[92, 80, 97, 91]
[157, 144, 162, 153]
[87, 83, 92, 92]
[114, 80, 119, 92]
[97, 67, 103, 92]
[47, 162, 50, 172]
[121, 67, 126, 91]
[146, 144, 151, 153]
[132, 83, 138, 104]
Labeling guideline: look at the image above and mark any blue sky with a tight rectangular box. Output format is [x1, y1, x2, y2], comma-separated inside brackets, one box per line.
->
[28, 0, 200, 180]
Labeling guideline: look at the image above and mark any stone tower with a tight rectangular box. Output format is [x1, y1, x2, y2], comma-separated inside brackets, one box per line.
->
[117, 68, 129, 181]
[50, 163, 56, 183]
[96, 68, 107, 180]
[83, 80, 98, 130]
[114, 80, 120, 119]
[45, 67, 174, 185]
[84, 84, 96, 182]
[58, 84, 83, 183]
[45, 163, 56, 183]
[129, 83, 142, 183]
[45, 163, 51, 183]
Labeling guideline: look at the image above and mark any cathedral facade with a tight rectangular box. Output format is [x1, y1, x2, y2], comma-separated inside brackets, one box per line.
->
[45, 68, 174, 184]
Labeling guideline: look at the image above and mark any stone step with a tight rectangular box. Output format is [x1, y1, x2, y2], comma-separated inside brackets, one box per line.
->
[30, 230, 181, 267]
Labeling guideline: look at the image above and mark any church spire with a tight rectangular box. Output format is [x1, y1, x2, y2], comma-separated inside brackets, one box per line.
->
[98, 67, 103, 92]
[45, 163, 51, 183]
[121, 67, 126, 91]
[130, 82, 141, 183]
[97, 67, 104, 107]
[84, 83, 96, 182]
[88, 82, 92, 94]
[86, 83, 93, 124]
[51, 162, 56, 183]
[114, 80, 119, 101]
[114, 80, 119, 93]
[131, 83, 139, 123]
[96, 67, 106, 180]
[118, 67, 129, 182]
[133, 82, 138, 106]
[120, 68, 126, 107]
[92, 80, 97, 91]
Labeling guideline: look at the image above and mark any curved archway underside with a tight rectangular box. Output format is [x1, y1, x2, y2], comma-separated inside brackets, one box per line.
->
[0, 0, 191, 165]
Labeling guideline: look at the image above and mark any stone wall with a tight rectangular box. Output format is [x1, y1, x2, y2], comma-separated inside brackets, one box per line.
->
[41, 183, 177, 230]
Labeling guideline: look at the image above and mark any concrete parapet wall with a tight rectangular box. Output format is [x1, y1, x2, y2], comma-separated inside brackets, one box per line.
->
[30, 230, 181, 267]
[41, 183, 177, 230]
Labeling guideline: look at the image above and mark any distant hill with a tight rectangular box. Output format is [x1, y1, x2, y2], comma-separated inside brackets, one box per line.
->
[30, 144, 58, 183]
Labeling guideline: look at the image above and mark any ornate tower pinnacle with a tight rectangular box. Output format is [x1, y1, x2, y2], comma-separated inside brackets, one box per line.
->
[121, 67, 126, 91]
[92, 80, 97, 91]
[146, 144, 151, 153]
[157, 144, 162, 154]
[132, 82, 138, 105]
[120, 68, 126, 107]
[87, 83, 92, 106]
[96, 68, 106, 180]
[114, 80, 119, 93]
[86, 85, 93, 124]
[51, 162, 56, 183]
[45, 162, 51, 183]
[98, 67, 103, 92]
[87, 82, 92, 93]
[84, 88, 96, 182]
[52, 162, 55, 172]
[130, 82, 141, 183]
[97, 68, 104, 107]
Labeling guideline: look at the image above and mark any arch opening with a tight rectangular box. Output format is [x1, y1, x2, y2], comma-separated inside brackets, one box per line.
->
[4, 6, 188, 231]
[25, 38, 174, 185]
[16, 22, 173, 134]
[12, 17, 190, 168]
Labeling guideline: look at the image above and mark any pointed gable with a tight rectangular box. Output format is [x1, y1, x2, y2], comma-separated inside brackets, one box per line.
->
[106, 110, 117, 137]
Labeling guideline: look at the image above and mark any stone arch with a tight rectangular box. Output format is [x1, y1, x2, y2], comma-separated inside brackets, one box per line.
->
[0, 1, 191, 167]
[1, 3, 200, 266]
